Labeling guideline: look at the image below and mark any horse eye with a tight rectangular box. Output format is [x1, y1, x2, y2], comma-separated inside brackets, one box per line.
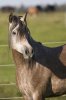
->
[13, 32, 16, 35]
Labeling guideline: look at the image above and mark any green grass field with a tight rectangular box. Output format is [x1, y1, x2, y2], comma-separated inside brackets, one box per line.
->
[0, 11, 66, 100]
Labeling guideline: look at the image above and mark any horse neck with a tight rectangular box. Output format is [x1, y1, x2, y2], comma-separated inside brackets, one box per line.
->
[12, 49, 34, 69]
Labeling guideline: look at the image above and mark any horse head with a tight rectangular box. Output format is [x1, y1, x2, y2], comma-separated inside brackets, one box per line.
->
[9, 13, 34, 59]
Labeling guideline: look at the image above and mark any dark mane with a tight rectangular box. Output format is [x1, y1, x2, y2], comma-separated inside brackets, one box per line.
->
[25, 29, 63, 61]
[25, 31, 66, 78]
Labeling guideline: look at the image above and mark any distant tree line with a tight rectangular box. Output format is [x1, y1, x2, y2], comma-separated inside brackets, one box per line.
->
[0, 4, 66, 13]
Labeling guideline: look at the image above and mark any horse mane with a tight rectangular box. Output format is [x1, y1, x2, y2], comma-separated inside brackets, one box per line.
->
[25, 30, 66, 79]
[26, 29, 63, 62]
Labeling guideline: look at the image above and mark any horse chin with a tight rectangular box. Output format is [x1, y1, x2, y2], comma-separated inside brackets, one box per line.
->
[24, 55, 30, 59]
[23, 53, 33, 59]
[23, 55, 33, 60]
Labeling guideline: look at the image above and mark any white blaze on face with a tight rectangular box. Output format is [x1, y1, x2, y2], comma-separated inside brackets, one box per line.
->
[10, 25, 25, 56]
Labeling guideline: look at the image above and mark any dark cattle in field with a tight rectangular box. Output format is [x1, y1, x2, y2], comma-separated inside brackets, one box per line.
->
[36, 5, 43, 12]
[1, 6, 15, 12]
[45, 5, 56, 12]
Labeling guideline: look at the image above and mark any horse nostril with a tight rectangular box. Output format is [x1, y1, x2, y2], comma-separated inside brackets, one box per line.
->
[25, 49, 29, 55]
[25, 47, 34, 57]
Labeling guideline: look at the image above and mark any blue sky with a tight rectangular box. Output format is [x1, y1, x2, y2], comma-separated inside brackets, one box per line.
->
[0, 0, 66, 7]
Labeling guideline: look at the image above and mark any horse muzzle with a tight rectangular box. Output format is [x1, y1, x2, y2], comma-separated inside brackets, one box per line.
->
[24, 47, 34, 59]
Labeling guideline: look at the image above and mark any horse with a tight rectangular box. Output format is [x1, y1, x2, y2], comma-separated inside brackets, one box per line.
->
[8, 13, 66, 100]
[27, 7, 39, 15]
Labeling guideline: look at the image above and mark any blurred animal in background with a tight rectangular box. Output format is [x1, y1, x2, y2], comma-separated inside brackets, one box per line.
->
[27, 7, 39, 15]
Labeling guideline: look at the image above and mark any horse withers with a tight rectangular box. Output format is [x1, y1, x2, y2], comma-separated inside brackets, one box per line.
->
[8, 13, 66, 100]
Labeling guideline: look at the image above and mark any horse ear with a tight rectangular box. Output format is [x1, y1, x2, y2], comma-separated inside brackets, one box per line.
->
[9, 13, 13, 23]
[9, 13, 18, 23]
[20, 12, 28, 25]
[23, 12, 28, 22]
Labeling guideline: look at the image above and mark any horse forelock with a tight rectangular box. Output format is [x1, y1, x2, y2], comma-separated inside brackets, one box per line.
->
[18, 21, 30, 37]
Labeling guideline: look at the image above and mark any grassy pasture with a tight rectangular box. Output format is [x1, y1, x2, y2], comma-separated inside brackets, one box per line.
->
[0, 11, 66, 99]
